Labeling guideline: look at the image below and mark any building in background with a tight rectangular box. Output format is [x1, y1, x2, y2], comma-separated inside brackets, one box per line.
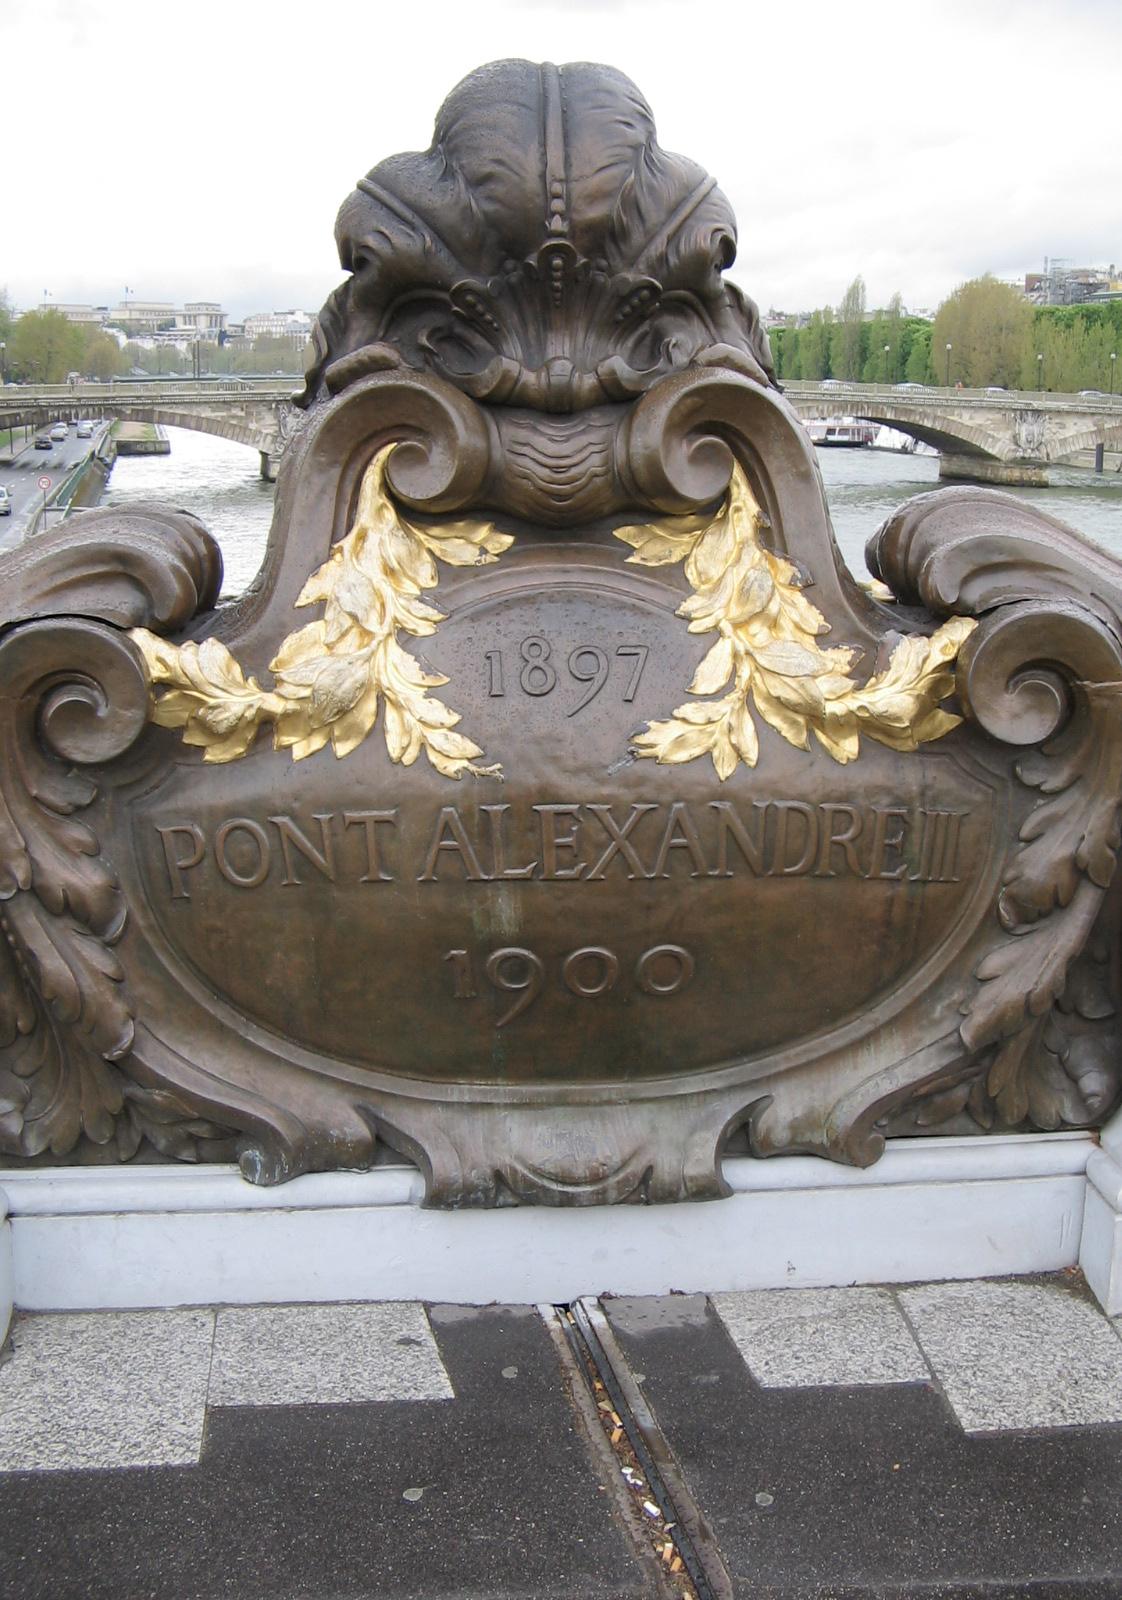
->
[1026, 261, 1122, 306]
[242, 310, 315, 341]
[37, 303, 108, 325]
[28, 300, 230, 341]
[175, 303, 228, 339]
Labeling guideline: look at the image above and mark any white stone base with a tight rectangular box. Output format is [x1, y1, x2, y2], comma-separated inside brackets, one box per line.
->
[1081, 1148, 1122, 1315]
[0, 1131, 1102, 1316]
[0, 1195, 12, 1342]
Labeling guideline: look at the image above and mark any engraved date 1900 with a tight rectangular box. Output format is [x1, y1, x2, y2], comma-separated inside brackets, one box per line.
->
[443, 942, 693, 1026]
[485, 638, 649, 714]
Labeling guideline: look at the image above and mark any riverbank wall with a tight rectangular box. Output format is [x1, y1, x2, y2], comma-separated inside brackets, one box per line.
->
[111, 421, 171, 457]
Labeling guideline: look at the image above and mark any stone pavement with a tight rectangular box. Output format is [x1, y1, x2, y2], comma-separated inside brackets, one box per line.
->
[1, 1274, 1121, 1598]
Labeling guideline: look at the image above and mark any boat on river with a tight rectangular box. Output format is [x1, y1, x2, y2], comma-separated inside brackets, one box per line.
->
[806, 417, 878, 448]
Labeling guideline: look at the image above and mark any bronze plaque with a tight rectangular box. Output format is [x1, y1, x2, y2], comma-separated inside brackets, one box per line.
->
[2, 60, 1120, 1201]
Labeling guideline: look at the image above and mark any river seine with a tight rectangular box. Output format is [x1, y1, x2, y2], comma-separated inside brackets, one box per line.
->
[102, 427, 1122, 601]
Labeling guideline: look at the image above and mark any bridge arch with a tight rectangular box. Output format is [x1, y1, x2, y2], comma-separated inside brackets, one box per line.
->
[787, 398, 1008, 461]
[1044, 416, 1122, 464]
[0, 396, 284, 478]
[110, 407, 277, 457]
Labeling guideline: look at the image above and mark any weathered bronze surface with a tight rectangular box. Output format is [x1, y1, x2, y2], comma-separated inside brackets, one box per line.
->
[2, 61, 1121, 1200]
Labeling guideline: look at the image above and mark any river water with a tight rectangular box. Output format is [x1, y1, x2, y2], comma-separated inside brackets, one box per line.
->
[102, 426, 1122, 601]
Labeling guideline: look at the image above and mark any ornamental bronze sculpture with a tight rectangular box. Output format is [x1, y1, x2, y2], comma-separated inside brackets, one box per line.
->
[1, 60, 1120, 1201]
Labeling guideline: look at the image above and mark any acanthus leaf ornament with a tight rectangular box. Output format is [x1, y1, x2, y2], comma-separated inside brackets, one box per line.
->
[132, 447, 512, 778]
[615, 461, 976, 778]
[869, 499, 1122, 1139]
[0, 508, 241, 1165]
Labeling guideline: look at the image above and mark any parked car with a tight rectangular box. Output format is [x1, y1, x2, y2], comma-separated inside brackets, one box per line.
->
[49, 423, 68, 442]
[0, 487, 11, 516]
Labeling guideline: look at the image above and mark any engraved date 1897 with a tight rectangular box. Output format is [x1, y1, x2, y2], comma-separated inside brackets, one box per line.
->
[485, 638, 649, 714]
[444, 942, 693, 1026]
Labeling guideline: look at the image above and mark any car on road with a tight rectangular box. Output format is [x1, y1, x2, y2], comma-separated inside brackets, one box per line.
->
[985, 386, 1007, 394]
[894, 381, 927, 392]
[76, 422, 93, 438]
[34, 435, 53, 450]
[0, 487, 11, 516]
[1079, 389, 1105, 398]
[49, 423, 68, 442]
[819, 378, 847, 389]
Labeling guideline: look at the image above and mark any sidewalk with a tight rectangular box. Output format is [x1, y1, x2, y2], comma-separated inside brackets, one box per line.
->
[0, 1273, 1120, 1598]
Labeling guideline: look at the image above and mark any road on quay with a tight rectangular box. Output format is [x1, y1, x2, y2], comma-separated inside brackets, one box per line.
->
[0, 417, 110, 550]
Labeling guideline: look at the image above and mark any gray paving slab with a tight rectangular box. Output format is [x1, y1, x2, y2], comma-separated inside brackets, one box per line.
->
[208, 1301, 454, 1407]
[602, 1285, 1122, 1597]
[900, 1278, 1122, 1434]
[0, 1309, 214, 1472]
[711, 1286, 929, 1388]
[0, 1303, 660, 1600]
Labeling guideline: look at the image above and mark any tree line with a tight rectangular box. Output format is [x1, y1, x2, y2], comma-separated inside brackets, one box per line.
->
[769, 275, 1122, 393]
[4, 279, 1120, 394]
[0, 297, 311, 383]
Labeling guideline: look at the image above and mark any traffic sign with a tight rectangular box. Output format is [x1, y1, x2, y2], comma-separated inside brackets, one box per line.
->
[37, 475, 51, 490]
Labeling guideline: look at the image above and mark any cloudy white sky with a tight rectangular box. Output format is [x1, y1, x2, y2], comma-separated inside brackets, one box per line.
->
[4, 0, 1118, 321]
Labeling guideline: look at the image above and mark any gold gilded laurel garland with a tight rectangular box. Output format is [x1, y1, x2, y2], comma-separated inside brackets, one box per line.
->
[613, 462, 976, 779]
[130, 447, 512, 778]
[131, 447, 973, 781]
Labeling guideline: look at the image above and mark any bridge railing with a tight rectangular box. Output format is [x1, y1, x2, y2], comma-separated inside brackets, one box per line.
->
[4, 378, 1121, 417]
[0, 379, 299, 405]
[781, 381, 1122, 413]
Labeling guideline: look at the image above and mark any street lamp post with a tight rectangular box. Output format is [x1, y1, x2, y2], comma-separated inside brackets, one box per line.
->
[1112, 353, 1117, 397]
[883, 343, 890, 384]
[945, 342, 951, 387]
[0, 342, 6, 384]
[1037, 353, 1044, 392]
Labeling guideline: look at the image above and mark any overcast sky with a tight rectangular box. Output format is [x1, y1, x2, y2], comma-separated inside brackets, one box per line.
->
[4, 0, 1118, 321]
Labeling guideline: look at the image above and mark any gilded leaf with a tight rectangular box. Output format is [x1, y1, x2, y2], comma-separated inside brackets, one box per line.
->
[132, 445, 507, 778]
[615, 461, 975, 781]
[689, 636, 735, 696]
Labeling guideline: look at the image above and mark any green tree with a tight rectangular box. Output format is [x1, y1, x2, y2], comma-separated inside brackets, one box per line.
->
[232, 333, 308, 375]
[931, 276, 1030, 389]
[123, 341, 150, 374]
[833, 276, 867, 380]
[1021, 304, 1122, 393]
[9, 309, 84, 382]
[768, 325, 797, 380]
[799, 308, 833, 379]
[79, 329, 126, 379]
[765, 324, 790, 377]
[861, 293, 906, 384]
[904, 321, 933, 383]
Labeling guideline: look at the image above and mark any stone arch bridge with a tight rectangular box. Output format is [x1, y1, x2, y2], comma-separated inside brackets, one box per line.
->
[782, 381, 1122, 485]
[3, 378, 1121, 486]
[0, 380, 300, 481]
